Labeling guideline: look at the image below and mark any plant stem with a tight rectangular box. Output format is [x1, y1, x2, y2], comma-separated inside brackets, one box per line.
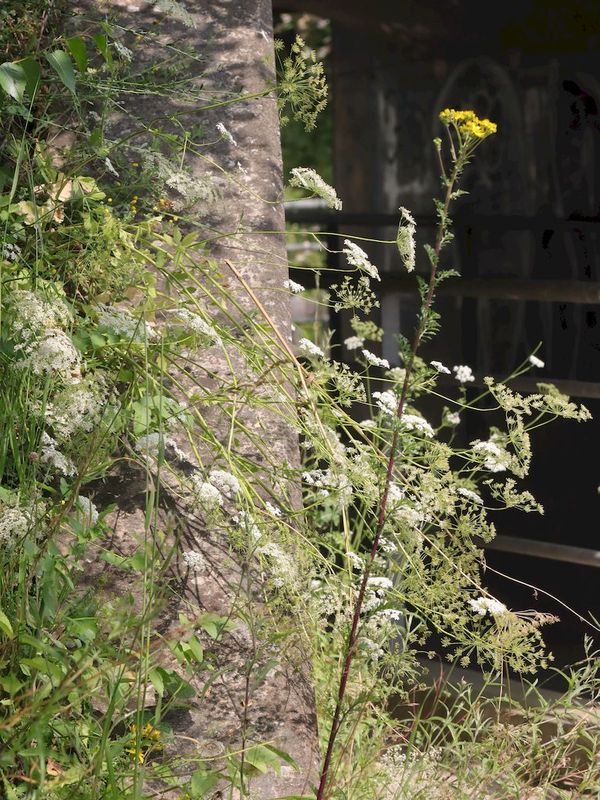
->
[315, 160, 461, 800]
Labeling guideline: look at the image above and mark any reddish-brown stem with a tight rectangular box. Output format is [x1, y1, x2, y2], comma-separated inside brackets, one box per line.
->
[315, 163, 459, 800]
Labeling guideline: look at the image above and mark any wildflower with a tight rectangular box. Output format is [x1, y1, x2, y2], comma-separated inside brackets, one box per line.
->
[372, 390, 397, 416]
[46, 383, 105, 441]
[367, 576, 394, 593]
[471, 438, 510, 472]
[191, 477, 224, 511]
[344, 335, 364, 351]
[342, 240, 380, 281]
[175, 309, 220, 343]
[453, 364, 475, 384]
[113, 41, 133, 62]
[400, 413, 434, 438]
[233, 510, 261, 541]
[104, 157, 119, 177]
[284, 278, 304, 294]
[298, 337, 325, 359]
[256, 541, 296, 587]
[289, 167, 342, 210]
[396, 506, 424, 527]
[208, 469, 240, 500]
[96, 305, 159, 343]
[445, 411, 461, 426]
[430, 360, 451, 374]
[387, 483, 405, 509]
[76, 495, 99, 526]
[361, 349, 390, 369]
[264, 501, 281, 517]
[39, 432, 76, 476]
[6, 290, 71, 341]
[529, 354, 544, 369]
[360, 419, 376, 429]
[439, 109, 498, 140]
[2, 242, 21, 262]
[18, 330, 81, 382]
[457, 487, 483, 505]
[216, 121, 237, 147]
[0, 507, 29, 545]
[396, 206, 416, 272]
[182, 550, 205, 572]
[468, 596, 507, 617]
[346, 551, 364, 570]
[386, 366, 406, 383]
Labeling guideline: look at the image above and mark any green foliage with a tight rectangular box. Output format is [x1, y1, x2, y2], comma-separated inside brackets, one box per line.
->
[0, 11, 598, 800]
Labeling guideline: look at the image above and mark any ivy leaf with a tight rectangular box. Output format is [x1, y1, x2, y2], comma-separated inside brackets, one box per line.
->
[46, 50, 77, 93]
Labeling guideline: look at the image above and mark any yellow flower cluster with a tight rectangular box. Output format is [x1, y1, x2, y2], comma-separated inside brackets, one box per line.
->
[126, 722, 163, 764]
[439, 108, 497, 139]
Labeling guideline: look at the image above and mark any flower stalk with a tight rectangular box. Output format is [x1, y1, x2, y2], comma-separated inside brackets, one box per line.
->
[315, 110, 496, 800]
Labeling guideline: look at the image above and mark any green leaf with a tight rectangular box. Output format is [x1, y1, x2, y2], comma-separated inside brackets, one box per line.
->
[0, 62, 27, 101]
[0, 608, 14, 639]
[187, 635, 204, 663]
[190, 769, 218, 797]
[66, 36, 88, 73]
[19, 57, 41, 98]
[46, 50, 76, 93]
[93, 34, 113, 66]
[0, 673, 23, 695]
[148, 667, 164, 697]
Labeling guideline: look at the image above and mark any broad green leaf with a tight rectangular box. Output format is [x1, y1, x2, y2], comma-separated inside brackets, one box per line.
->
[0, 608, 14, 639]
[0, 673, 23, 695]
[0, 62, 26, 101]
[46, 50, 76, 93]
[66, 36, 88, 73]
[19, 57, 40, 98]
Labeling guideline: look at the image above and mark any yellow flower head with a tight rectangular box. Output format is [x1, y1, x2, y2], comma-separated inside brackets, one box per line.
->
[439, 108, 497, 140]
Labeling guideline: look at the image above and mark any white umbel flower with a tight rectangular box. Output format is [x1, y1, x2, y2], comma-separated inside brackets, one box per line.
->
[401, 413, 434, 438]
[19, 330, 81, 382]
[343, 240, 380, 281]
[344, 335, 364, 351]
[0, 507, 29, 544]
[284, 278, 304, 294]
[457, 487, 483, 505]
[362, 349, 390, 369]
[298, 337, 325, 359]
[39, 432, 76, 476]
[216, 122, 237, 147]
[76, 495, 99, 526]
[183, 550, 205, 572]
[289, 167, 342, 210]
[372, 390, 397, 416]
[453, 364, 475, 384]
[208, 469, 240, 500]
[430, 360, 451, 374]
[471, 439, 510, 472]
[192, 478, 224, 511]
[396, 206, 416, 272]
[529, 354, 544, 368]
[468, 596, 507, 617]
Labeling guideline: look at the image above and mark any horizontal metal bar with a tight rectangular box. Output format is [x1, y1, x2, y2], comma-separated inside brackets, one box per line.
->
[284, 199, 600, 230]
[486, 535, 600, 568]
[382, 276, 600, 305]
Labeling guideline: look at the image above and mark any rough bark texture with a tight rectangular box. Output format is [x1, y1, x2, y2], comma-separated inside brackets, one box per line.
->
[72, 1, 319, 796]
